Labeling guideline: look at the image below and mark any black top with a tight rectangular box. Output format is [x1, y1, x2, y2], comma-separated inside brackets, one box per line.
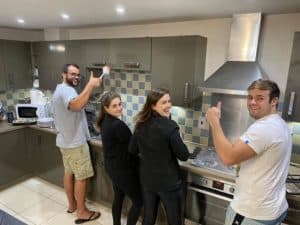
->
[100, 114, 138, 175]
[129, 114, 190, 191]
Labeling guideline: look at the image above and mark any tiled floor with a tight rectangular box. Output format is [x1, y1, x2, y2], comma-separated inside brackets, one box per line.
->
[0, 177, 131, 225]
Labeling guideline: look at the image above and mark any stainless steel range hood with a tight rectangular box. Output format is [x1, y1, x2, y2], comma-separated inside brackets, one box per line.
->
[200, 13, 268, 95]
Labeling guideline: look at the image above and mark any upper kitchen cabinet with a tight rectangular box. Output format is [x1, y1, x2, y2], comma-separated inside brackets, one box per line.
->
[0, 41, 5, 92]
[151, 36, 207, 107]
[108, 38, 151, 71]
[283, 32, 300, 121]
[0, 40, 32, 90]
[32, 41, 66, 90]
[84, 39, 110, 67]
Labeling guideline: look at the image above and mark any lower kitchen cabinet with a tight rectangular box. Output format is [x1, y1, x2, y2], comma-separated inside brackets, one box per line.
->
[88, 144, 114, 204]
[0, 129, 31, 188]
[26, 129, 64, 187]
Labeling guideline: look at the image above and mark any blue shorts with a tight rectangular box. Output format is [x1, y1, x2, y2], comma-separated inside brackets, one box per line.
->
[225, 205, 287, 225]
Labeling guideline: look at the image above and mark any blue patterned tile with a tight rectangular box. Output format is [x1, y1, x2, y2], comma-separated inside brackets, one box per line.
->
[185, 126, 192, 134]
[192, 136, 201, 143]
[186, 110, 193, 119]
[127, 81, 133, 88]
[201, 129, 209, 137]
[121, 88, 127, 93]
[293, 124, 300, 135]
[146, 75, 151, 82]
[127, 95, 133, 102]
[133, 89, 139, 95]
[104, 79, 110, 86]
[138, 96, 145, 104]
[127, 110, 133, 116]
[121, 73, 126, 80]
[110, 73, 115, 79]
[139, 82, 145, 89]
[133, 74, 139, 81]
[116, 80, 121, 87]
[178, 117, 185, 125]
[133, 103, 139, 111]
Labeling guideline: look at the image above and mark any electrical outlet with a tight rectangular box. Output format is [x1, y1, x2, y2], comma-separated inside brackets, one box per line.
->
[198, 116, 207, 129]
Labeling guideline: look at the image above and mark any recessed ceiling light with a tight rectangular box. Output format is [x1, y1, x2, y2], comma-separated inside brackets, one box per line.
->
[61, 13, 70, 20]
[17, 18, 25, 24]
[116, 6, 125, 15]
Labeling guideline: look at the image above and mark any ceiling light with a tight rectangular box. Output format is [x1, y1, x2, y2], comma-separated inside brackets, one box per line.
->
[61, 13, 70, 20]
[116, 6, 125, 15]
[17, 18, 25, 24]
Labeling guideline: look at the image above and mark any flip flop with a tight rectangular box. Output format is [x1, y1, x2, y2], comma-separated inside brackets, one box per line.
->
[75, 211, 101, 224]
[67, 209, 76, 213]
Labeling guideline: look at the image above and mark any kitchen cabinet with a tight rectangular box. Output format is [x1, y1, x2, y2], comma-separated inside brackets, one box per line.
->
[151, 36, 206, 108]
[0, 40, 32, 91]
[32, 41, 66, 91]
[88, 144, 114, 204]
[283, 32, 300, 122]
[26, 129, 64, 187]
[109, 38, 151, 71]
[0, 129, 31, 188]
[0, 41, 5, 92]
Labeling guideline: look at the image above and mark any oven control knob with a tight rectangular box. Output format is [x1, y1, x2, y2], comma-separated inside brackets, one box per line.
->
[229, 187, 235, 193]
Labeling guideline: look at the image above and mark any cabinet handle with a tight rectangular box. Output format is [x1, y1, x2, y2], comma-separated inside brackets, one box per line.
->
[288, 91, 296, 116]
[124, 62, 140, 69]
[184, 82, 190, 106]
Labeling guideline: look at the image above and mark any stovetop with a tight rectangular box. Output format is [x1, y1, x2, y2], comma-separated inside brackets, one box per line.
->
[189, 147, 237, 177]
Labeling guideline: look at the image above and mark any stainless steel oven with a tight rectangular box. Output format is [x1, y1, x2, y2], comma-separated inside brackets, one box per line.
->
[185, 173, 234, 225]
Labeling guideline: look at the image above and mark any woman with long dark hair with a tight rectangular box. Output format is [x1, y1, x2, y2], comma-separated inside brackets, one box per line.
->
[129, 88, 190, 225]
[97, 91, 142, 225]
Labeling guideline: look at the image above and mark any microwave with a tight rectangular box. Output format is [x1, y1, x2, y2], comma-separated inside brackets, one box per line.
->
[15, 104, 45, 119]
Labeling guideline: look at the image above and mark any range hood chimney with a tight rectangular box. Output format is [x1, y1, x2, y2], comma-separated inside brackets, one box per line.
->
[200, 13, 268, 95]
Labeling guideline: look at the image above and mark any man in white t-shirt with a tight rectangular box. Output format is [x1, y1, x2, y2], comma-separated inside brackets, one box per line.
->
[52, 63, 109, 224]
[206, 79, 292, 225]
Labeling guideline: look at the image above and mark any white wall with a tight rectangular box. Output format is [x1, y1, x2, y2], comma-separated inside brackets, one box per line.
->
[258, 13, 300, 94]
[0, 27, 43, 41]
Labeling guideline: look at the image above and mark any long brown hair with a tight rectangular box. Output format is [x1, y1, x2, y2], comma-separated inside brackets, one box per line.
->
[134, 88, 169, 131]
[97, 91, 121, 127]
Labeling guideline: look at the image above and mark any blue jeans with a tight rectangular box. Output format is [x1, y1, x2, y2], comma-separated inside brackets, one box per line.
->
[225, 206, 287, 225]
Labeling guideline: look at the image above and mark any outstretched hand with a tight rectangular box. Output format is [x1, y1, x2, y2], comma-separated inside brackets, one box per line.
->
[88, 71, 102, 88]
[205, 101, 222, 126]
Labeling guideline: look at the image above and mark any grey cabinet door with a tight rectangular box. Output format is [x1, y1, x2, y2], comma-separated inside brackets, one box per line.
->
[38, 132, 64, 187]
[283, 32, 300, 122]
[84, 39, 110, 67]
[151, 36, 206, 107]
[2, 40, 32, 89]
[0, 41, 6, 92]
[109, 38, 151, 71]
[0, 129, 30, 187]
[32, 41, 66, 90]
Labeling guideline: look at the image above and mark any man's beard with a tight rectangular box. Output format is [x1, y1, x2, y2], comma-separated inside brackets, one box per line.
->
[65, 77, 79, 87]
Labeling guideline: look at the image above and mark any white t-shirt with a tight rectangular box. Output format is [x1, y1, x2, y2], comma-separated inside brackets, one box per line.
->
[231, 113, 292, 220]
[52, 83, 90, 148]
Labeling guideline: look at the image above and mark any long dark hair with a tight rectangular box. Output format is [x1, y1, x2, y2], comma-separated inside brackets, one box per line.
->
[134, 88, 169, 132]
[96, 91, 121, 127]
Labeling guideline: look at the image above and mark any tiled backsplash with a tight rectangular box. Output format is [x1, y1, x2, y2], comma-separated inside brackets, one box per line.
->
[1, 68, 297, 149]
[0, 87, 209, 146]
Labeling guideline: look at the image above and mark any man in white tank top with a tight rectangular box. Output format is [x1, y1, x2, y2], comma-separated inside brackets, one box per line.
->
[206, 79, 292, 225]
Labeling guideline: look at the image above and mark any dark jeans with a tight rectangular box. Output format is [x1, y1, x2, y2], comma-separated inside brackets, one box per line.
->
[112, 182, 143, 225]
[142, 185, 183, 225]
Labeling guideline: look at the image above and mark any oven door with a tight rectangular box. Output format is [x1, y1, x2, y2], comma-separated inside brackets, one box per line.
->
[185, 184, 232, 225]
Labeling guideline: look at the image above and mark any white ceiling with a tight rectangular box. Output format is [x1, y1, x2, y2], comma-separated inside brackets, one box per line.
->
[1, 0, 300, 29]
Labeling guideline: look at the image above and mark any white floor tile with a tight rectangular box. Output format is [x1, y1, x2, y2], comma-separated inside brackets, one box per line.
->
[0, 185, 49, 213]
[47, 188, 69, 207]
[0, 202, 16, 216]
[20, 197, 65, 225]
[20, 177, 62, 198]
